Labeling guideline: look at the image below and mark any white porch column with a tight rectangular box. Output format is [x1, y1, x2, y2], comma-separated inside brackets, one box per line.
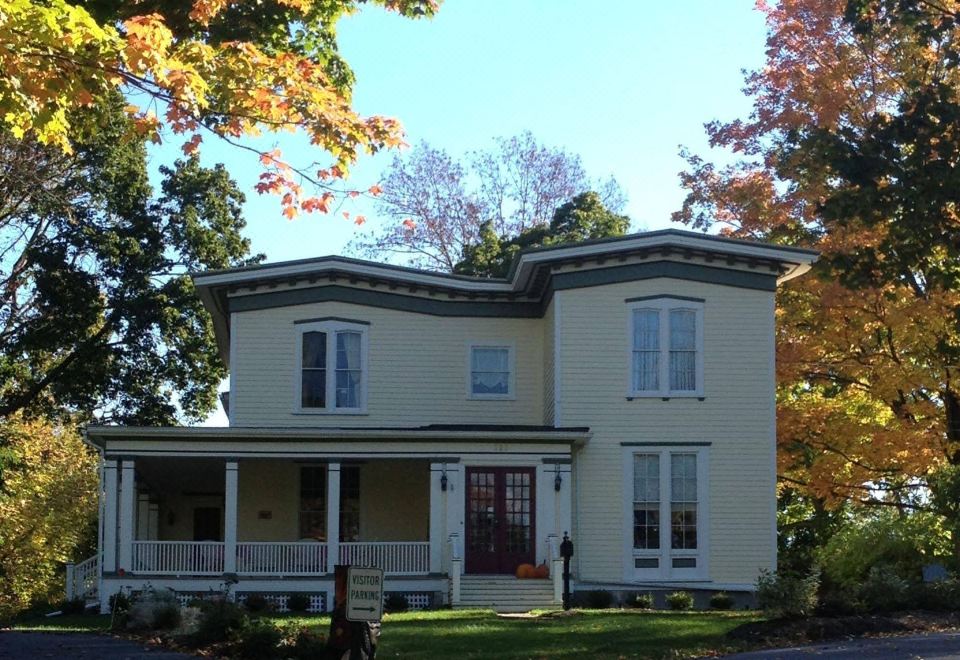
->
[326, 462, 340, 572]
[102, 460, 118, 573]
[117, 460, 136, 572]
[429, 463, 445, 573]
[224, 461, 239, 573]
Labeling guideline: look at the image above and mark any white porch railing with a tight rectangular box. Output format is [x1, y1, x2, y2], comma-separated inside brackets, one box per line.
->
[236, 542, 328, 575]
[339, 542, 430, 575]
[66, 555, 99, 601]
[131, 541, 224, 575]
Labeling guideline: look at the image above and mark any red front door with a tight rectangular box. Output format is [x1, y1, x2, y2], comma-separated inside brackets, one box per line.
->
[465, 467, 536, 574]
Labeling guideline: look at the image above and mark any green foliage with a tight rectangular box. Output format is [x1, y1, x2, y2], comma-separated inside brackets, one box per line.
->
[188, 599, 249, 646]
[286, 626, 327, 659]
[756, 569, 820, 619]
[631, 593, 654, 609]
[384, 592, 409, 613]
[817, 509, 952, 588]
[709, 592, 734, 610]
[666, 591, 694, 611]
[0, 97, 257, 424]
[234, 622, 283, 660]
[286, 592, 311, 613]
[777, 489, 848, 575]
[0, 417, 97, 621]
[858, 566, 911, 613]
[455, 192, 631, 278]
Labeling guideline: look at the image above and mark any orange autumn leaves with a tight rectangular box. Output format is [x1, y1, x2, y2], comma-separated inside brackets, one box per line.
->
[676, 0, 960, 508]
[0, 0, 438, 219]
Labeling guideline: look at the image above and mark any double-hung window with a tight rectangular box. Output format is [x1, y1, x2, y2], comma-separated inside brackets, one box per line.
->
[468, 344, 515, 399]
[624, 446, 708, 579]
[628, 298, 704, 397]
[296, 320, 368, 413]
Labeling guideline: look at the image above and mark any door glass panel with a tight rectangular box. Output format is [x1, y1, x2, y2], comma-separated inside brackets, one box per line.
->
[468, 471, 496, 552]
[504, 471, 531, 554]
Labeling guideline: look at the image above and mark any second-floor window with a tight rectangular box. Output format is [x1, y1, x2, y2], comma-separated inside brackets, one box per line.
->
[297, 320, 368, 412]
[468, 344, 515, 399]
[628, 298, 704, 397]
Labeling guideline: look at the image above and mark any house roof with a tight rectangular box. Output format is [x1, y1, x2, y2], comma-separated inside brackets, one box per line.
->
[192, 229, 818, 365]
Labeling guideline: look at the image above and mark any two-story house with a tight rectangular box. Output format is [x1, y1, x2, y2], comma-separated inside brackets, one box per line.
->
[71, 229, 816, 613]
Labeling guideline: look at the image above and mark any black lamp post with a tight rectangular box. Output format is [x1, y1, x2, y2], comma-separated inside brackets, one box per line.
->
[560, 531, 574, 610]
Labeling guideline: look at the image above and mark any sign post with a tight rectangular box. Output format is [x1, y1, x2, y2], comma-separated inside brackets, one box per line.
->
[346, 566, 385, 622]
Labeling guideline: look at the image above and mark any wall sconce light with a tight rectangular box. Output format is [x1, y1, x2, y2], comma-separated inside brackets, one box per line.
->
[554, 471, 562, 492]
[441, 472, 448, 492]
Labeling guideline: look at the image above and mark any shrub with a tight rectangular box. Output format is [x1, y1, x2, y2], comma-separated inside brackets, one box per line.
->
[287, 592, 311, 613]
[234, 623, 282, 660]
[126, 587, 181, 631]
[581, 590, 613, 609]
[818, 509, 951, 589]
[109, 591, 130, 614]
[666, 591, 693, 611]
[631, 592, 654, 609]
[384, 592, 408, 613]
[287, 627, 327, 659]
[188, 599, 248, 646]
[756, 568, 820, 618]
[912, 578, 960, 611]
[709, 592, 734, 610]
[242, 593, 271, 614]
[858, 565, 911, 613]
[59, 598, 87, 615]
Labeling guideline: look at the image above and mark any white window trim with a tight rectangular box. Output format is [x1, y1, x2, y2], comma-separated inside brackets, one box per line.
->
[626, 298, 705, 398]
[294, 320, 369, 415]
[621, 445, 710, 581]
[466, 342, 516, 401]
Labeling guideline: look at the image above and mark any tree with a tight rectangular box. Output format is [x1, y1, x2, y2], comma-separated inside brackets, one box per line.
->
[351, 132, 626, 270]
[0, 0, 439, 218]
[0, 415, 97, 620]
[0, 97, 256, 424]
[674, 0, 960, 541]
[455, 191, 630, 278]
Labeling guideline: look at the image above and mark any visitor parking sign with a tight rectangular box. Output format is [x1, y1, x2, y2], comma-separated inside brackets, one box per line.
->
[345, 566, 385, 622]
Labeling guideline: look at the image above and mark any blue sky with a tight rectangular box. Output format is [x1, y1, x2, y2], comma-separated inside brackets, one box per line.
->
[152, 0, 767, 267]
[174, 0, 769, 424]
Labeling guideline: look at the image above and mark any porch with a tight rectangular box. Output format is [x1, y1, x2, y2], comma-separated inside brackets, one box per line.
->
[80, 425, 585, 612]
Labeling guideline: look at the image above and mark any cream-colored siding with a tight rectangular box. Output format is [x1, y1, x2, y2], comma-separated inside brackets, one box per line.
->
[543, 298, 555, 426]
[229, 301, 544, 427]
[559, 278, 775, 586]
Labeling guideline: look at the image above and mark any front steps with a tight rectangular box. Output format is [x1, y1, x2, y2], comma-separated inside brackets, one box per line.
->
[457, 575, 558, 613]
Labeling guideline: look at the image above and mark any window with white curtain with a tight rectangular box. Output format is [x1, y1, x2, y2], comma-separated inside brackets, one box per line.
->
[628, 298, 704, 397]
[468, 344, 514, 399]
[296, 320, 368, 412]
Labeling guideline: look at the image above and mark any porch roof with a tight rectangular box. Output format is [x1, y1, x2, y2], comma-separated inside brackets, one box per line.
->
[83, 424, 592, 449]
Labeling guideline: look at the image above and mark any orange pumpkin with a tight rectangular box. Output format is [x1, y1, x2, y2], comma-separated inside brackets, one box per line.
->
[533, 563, 549, 579]
[515, 563, 535, 579]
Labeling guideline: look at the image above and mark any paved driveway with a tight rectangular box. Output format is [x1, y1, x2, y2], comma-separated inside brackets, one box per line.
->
[721, 631, 960, 659]
[0, 632, 196, 659]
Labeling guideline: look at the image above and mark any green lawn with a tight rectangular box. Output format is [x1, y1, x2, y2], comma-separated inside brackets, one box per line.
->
[10, 608, 760, 659]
